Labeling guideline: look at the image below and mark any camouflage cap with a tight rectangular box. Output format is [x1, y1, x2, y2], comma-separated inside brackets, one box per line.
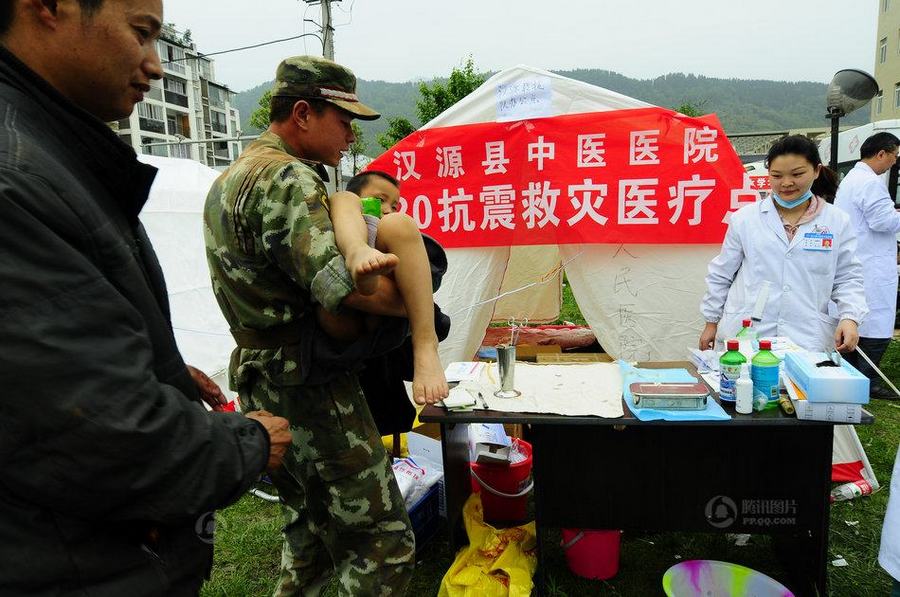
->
[271, 56, 380, 121]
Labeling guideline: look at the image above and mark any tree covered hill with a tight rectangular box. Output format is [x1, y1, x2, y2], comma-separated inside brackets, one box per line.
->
[235, 69, 870, 156]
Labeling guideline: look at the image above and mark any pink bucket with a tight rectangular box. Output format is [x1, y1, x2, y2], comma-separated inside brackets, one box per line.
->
[561, 528, 621, 580]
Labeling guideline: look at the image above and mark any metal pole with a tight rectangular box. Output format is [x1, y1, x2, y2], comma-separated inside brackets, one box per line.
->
[829, 113, 840, 173]
[141, 135, 259, 148]
[320, 1, 335, 60]
[319, 0, 342, 190]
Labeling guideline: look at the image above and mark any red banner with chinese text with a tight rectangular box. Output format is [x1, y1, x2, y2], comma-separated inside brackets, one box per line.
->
[366, 108, 759, 248]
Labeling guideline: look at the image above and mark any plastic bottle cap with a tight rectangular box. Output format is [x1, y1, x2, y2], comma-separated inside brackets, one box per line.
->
[726, 339, 739, 351]
[740, 363, 750, 377]
[758, 339, 772, 350]
[742, 319, 752, 327]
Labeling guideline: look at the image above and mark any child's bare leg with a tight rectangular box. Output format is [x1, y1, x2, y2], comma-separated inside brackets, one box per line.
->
[375, 213, 449, 405]
[329, 191, 397, 295]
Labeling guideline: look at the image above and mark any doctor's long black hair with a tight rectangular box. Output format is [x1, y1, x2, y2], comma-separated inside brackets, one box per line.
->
[765, 135, 839, 202]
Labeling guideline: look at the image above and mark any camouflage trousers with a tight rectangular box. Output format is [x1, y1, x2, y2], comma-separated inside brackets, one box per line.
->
[238, 370, 415, 596]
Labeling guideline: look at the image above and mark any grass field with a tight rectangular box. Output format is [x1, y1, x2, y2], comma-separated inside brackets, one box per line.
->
[202, 285, 900, 595]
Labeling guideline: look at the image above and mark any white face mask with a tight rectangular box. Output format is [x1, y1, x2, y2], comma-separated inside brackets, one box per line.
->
[772, 188, 812, 209]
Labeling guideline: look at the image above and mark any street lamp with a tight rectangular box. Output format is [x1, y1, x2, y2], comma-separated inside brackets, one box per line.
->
[825, 69, 879, 172]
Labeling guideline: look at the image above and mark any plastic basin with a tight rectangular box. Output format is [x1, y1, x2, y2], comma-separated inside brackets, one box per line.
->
[663, 560, 794, 597]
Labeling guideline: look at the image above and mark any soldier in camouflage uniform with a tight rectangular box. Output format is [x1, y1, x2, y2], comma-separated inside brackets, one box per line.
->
[204, 56, 415, 596]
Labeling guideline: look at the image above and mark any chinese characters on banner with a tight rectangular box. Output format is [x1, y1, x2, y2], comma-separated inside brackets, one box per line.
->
[366, 107, 756, 248]
[748, 175, 771, 191]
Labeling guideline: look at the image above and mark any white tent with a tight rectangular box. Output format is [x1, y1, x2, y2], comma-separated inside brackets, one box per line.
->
[137, 154, 236, 398]
[419, 65, 723, 365]
[379, 65, 875, 491]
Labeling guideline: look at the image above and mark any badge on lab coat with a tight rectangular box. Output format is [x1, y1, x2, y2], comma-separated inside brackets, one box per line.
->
[801, 232, 834, 251]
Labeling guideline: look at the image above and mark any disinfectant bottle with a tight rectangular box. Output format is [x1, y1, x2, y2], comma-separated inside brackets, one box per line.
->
[735, 319, 757, 362]
[735, 363, 753, 414]
[751, 339, 781, 411]
[719, 339, 746, 402]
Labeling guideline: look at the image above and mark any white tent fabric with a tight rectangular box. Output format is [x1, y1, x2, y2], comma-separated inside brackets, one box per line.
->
[137, 154, 235, 397]
[425, 65, 720, 364]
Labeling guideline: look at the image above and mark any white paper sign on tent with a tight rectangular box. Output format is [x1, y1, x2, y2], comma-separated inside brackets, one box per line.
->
[496, 75, 553, 121]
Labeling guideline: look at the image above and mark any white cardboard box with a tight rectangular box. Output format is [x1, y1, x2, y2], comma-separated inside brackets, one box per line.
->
[783, 351, 869, 404]
[782, 371, 864, 423]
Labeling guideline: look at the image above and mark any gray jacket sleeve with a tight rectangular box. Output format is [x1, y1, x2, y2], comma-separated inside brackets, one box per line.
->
[0, 170, 268, 523]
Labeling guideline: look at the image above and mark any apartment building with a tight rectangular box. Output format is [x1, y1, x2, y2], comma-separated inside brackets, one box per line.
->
[872, 0, 900, 120]
[114, 25, 242, 169]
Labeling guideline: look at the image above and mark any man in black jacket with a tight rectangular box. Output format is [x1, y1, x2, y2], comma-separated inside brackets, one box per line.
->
[0, 1, 291, 594]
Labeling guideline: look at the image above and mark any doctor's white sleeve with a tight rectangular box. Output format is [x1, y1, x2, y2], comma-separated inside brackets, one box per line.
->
[860, 178, 900, 234]
[831, 220, 868, 324]
[700, 221, 745, 323]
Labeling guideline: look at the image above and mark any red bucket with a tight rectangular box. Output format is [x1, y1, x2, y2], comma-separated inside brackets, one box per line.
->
[561, 529, 621, 580]
[469, 438, 533, 522]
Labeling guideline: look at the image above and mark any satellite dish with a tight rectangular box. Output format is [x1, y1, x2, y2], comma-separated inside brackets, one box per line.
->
[826, 69, 879, 117]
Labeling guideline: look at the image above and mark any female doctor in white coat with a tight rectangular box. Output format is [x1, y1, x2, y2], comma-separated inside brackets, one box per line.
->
[699, 135, 868, 352]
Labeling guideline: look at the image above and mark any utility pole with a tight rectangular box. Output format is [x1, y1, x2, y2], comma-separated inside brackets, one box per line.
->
[320, 0, 335, 60]
[305, 0, 341, 190]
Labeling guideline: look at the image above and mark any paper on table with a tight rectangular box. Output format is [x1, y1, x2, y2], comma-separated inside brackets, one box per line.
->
[444, 361, 486, 383]
[768, 336, 802, 358]
[699, 371, 720, 393]
[459, 361, 623, 418]
[689, 348, 719, 373]
[441, 386, 477, 409]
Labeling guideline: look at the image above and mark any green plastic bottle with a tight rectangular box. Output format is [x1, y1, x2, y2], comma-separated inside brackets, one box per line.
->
[361, 196, 382, 218]
[751, 339, 781, 411]
[735, 318, 757, 361]
[719, 339, 746, 402]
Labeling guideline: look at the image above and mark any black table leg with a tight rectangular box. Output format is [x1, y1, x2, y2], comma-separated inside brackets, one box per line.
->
[440, 422, 471, 553]
[527, 425, 546, 595]
[810, 425, 833, 597]
[783, 425, 833, 597]
[758, 425, 834, 597]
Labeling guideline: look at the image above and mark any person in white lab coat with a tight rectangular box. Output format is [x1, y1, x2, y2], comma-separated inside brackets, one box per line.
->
[834, 132, 900, 399]
[880, 445, 900, 596]
[700, 135, 867, 352]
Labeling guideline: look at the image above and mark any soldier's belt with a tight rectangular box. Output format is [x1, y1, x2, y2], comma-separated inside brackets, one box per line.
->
[231, 324, 303, 349]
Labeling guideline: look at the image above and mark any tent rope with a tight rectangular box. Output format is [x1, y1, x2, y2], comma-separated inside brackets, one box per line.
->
[448, 250, 584, 319]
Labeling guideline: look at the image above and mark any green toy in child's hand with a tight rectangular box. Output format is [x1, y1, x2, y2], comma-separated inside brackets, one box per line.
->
[360, 196, 381, 218]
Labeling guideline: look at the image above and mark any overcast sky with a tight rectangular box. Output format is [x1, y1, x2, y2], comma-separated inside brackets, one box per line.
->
[162, 0, 879, 93]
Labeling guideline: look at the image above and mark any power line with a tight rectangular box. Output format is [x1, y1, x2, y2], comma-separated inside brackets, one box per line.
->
[333, 0, 355, 26]
[301, 2, 314, 54]
[161, 32, 325, 65]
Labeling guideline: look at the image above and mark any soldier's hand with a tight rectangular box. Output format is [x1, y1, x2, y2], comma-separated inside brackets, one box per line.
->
[246, 411, 291, 471]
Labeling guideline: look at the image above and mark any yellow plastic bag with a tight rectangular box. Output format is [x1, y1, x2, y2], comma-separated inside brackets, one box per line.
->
[381, 433, 408, 457]
[438, 493, 537, 596]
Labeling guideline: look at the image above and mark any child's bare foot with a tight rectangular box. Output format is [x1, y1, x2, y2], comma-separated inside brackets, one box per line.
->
[346, 246, 398, 295]
[412, 345, 449, 405]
